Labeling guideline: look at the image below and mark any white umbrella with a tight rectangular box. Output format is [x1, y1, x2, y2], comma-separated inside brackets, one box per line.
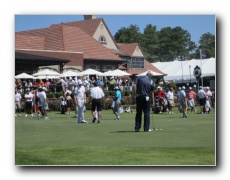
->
[78, 68, 104, 76]
[33, 69, 61, 76]
[60, 70, 79, 77]
[111, 69, 131, 76]
[15, 73, 35, 79]
[103, 69, 131, 76]
[136, 70, 164, 76]
[34, 75, 60, 79]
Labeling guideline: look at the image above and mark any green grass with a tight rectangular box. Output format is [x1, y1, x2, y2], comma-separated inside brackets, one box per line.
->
[15, 107, 216, 166]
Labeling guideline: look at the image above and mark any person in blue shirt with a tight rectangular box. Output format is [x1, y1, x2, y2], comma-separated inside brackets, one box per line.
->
[134, 71, 155, 132]
[113, 86, 122, 120]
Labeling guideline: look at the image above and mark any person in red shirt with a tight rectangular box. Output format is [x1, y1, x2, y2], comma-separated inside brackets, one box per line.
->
[155, 86, 166, 113]
[187, 87, 197, 113]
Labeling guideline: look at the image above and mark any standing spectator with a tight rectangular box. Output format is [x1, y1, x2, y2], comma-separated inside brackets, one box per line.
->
[103, 78, 110, 91]
[205, 87, 212, 110]
[134, 71, 154, 132]
[25, 79, 33, 88]
[56, 78, 62, 92]
[187, 87, 197, 113]
[67, 77, 74, 91]
[45, 79, 51, 90]
[37, 87, 49, 120]
[155, 86, 166, 113]
[109, 77, 116, 91]
[64, 87, 73, 117]
[24, 88, 33, 117]
[49, 79, 56, 93]
[177, 86, 187, 118]
[15, 79, 22, 94]
[113, 86, 122, 120]
[15, 89, 22, 117]
[74, 80, 87, 123]
[165, 87, 175, 114]
[89, 82, 105, 123]
[197, 86, 206, 114]
[90, 77, 95, 89]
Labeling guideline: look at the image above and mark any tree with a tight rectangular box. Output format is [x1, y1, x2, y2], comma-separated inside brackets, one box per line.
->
[140, 24, 159, 61]
[195, 32, 215, 58]
[157, 26, 196, 62]
[114, 24, 142, 43]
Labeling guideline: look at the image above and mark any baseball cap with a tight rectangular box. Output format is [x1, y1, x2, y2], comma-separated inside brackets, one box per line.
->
[199, 86, 202, 89]
[157, 86, 161, 89]
[189, 87, 192, 90]
[182, 86, 185, 89]
[26, 88, 30, 91]
[178, 87, 181, 90]
[114, 86, 119, 90]
[78, 80, 83, 85]
[42, 87, 47, 91]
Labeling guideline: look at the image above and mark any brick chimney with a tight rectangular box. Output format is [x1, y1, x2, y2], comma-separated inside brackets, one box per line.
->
[84, 15, 96, 20]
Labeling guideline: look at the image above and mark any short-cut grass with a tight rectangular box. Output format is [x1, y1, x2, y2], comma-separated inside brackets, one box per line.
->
[15, 107, 215, 166]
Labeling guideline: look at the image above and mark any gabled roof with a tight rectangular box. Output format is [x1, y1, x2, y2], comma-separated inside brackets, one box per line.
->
[52, 18, 120, 50]
[51, 18, 103, 36]
[117, 43, 144, 56]
[15, 24, 123, 61]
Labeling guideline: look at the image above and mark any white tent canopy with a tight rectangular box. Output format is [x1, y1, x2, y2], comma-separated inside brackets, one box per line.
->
[15, 73, 35, 79]
[103, 69, 131, 76]
[33, 69, 61, 77]
[78, 68, 104, 76]
[60, 70, 78, 77]
[136, 70, 165, 77]
[152, 58, 216, 83]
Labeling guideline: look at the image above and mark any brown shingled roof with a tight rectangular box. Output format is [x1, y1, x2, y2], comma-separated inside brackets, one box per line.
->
[61, 25, 122, 60]
[15, 24, 123, 61]
[51, 18, 103, 36]
[117, 43, 141, 56]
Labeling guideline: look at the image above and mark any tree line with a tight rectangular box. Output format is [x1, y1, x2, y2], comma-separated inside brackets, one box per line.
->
[114, 24, 215, 62]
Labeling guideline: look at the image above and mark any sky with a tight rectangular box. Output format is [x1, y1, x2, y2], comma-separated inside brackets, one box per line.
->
[15, 15, 215, 46]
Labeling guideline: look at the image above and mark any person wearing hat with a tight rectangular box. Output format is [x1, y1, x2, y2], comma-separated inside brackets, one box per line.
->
[89, 81, 105, 123]
[134, 70, 154, 132]
[109, 77, 116, 91]
[64, 86, 73, 117]
[24, 88, 34, 117]
[155, 86, 166, 113]
[113, 86, 122, 120]
[197, 86, 206, 114]
[74, 80, 87, 123]
[177, 86, 188, 118]
[187, 87, 197, 113]
[37, 86, 49, 120]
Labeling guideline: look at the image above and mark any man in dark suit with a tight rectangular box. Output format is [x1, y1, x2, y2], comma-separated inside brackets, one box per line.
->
[134, 71, 155, 132]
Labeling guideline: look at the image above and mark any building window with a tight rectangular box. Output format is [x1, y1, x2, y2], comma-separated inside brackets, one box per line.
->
[98, 35, 107, 44]
[131, 57, 144, 69]
[86, 64, 100, 71]
[102, 65, 115, 72]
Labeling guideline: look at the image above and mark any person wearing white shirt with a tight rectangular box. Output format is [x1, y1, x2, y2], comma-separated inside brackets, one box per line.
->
[74, 80, 87, 123]
[165, 87, 175, 114]
[37, 87, 49, 120]
[15, 89, 22, 117]
[24, 88, 34, 117]
[198, 86, 206, 114]
[64, 87, 73, 117]
[90, 82, 105, 123]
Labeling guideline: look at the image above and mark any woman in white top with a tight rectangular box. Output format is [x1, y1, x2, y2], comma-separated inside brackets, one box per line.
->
[24, 88, 33, 117]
